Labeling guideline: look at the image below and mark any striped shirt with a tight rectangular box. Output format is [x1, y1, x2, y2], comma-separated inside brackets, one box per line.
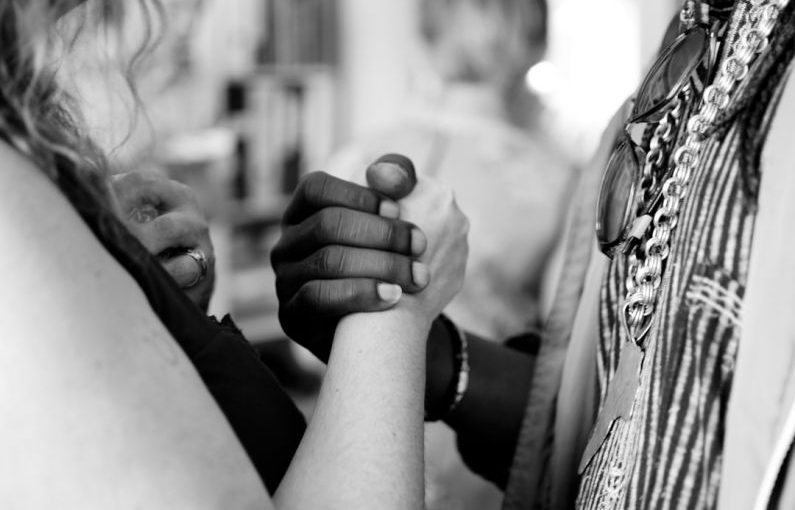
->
[572, 5, 795, 507]
[575, 48, 795, 510]
[577, 119, 754, 509]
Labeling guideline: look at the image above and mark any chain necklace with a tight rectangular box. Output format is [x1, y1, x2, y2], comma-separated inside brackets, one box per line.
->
[623, 0, 786, 343]
[579, 0, 789, 475]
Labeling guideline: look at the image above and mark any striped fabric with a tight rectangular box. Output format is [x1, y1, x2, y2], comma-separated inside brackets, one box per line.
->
[576, 119, 758, 508]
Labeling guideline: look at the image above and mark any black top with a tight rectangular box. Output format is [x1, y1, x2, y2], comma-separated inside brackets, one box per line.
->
[53, 159, 306, 493]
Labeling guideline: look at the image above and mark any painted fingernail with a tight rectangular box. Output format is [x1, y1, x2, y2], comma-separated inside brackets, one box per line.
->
[377, 283, 403, 303]
[411, 228, 427, 256]
[412, 262, 430, 287]
[379, 200, 400, 219]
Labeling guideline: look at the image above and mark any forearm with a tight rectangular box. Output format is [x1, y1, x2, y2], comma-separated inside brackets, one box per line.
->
[426, 321, 536, 487]
[275, 308, 429, 509]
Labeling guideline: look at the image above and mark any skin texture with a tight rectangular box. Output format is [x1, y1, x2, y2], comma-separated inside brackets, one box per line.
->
[53, 0, 86, 17]
[111, 172, 216, 312]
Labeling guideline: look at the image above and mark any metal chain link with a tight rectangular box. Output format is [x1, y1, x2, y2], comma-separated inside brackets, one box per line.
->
[622, 0, 786, 345]
[639, 98, 686, 206]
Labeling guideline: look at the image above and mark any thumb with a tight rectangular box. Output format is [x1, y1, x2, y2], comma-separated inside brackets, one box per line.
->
[366, 153, 418, 200]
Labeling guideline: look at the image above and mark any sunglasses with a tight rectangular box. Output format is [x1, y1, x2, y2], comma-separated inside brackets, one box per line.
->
[596, 23, 718, 258]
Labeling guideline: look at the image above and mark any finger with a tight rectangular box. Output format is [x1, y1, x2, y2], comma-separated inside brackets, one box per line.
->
[365, 154, 418, 200]
[281, 279, 406, 322]
[283, 171, 400, 225]
[111, 172, 197, 214]
[142, 211, 207, 255]
[172, 240, 216, 311]
[160, 252, 204, 288]
[275, 245, 430, 300]
[271, 207, 426, 264]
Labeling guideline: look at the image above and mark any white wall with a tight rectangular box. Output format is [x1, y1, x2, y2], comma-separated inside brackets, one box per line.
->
[336, 0, 419, 143]
[639, 0, 680, 65]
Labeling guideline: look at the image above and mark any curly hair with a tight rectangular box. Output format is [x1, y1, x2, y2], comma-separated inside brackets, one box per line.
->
[0, 1, 162, 192]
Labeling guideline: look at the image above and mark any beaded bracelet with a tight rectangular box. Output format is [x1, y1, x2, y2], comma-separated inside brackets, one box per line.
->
[425, 314, 470, 422]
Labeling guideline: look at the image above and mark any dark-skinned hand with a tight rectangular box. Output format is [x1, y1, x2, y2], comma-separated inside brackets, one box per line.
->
[271, 154, 425, 361]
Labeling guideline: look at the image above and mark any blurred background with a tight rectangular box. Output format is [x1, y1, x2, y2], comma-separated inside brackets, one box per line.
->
[70, 0, 680, 508]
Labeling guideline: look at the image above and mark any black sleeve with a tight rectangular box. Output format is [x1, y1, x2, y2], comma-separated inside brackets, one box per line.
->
[454, 332, 540, 489]
[138, 262, 307, 493]
[132, 256, 307, 493]
[194, 316, 306, 493]
[136, 257, 307, 493]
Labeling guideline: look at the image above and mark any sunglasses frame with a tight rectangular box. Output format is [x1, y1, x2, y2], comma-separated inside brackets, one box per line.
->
[596, 23, 718, 258]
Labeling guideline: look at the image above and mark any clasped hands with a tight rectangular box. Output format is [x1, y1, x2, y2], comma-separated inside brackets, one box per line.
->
[271, 154, 469, 362]
[110, 154, 469, 361]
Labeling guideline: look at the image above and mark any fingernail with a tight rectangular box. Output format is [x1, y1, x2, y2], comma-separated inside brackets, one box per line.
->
[367, 154, 417, 200]
[379, 200, 400, 219]
[371, 161, 410, 181]
[411, 228, 427, 256]
[412, 262, 430, 287]
[374, 154, 415, 178]
[377, 283, 403, 303]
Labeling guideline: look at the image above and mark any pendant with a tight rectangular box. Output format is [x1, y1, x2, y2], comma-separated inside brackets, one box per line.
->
[578, 340, 644, 474]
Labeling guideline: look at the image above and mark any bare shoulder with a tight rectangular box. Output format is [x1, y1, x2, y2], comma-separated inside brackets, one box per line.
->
[0, 142, 269, 508]
[0, 141, 77, 238]
[0, 141, 146, 330]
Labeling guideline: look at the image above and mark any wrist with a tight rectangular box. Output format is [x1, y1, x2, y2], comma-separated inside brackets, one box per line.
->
[424, 315, 469, 421]
[425, 317, 455, 413]
[339, 306, 433, 347]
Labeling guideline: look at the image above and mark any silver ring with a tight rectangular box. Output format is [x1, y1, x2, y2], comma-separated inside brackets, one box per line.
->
[183, 248, 208, 288]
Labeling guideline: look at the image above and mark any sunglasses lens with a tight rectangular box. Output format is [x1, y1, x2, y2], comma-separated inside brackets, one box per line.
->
[597, 139, 641, 253]
[634, 27, 709, 121]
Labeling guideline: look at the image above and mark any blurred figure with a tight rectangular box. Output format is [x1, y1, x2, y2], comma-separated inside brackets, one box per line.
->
[328, 0, 573, 341]
[327, 1, 572, 508]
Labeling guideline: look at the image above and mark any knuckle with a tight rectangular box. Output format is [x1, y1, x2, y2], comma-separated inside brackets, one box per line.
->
[383, 255, 404, 282]
[332, 247, 349, 275]
[153, 216, 178, 240]
[348, 185, 374, 211]
[381, 219, 398, 246]
[302, 171, 330, 202]
[190, 215, 210, 237]
[308, 213, 326, 243]
[314, 246, 345, 276]
[337, 281, 360, 304]
[317, 208, 343, 242]
[295, 281, 323, 309]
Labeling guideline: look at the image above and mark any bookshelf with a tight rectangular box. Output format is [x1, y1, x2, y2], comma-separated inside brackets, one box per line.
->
[220, 0, 338, 343]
